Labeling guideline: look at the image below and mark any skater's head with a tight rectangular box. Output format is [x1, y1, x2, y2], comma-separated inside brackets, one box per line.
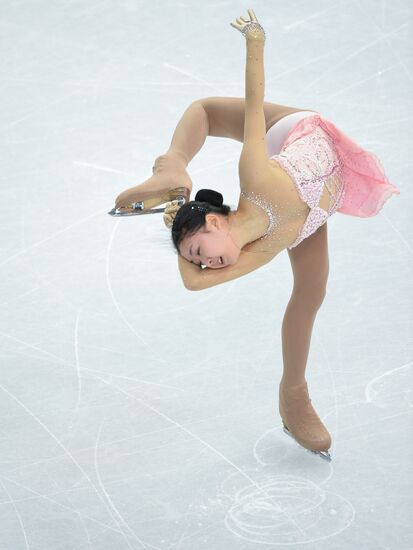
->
[171, 189, 240, 269]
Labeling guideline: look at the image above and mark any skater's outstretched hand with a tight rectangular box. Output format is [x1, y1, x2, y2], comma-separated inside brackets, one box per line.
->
[114, 153, 192, 213]
[230, 8, 266, 43]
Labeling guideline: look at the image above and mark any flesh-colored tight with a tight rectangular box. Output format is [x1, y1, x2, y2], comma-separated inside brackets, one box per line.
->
[280, 290, 325, 387]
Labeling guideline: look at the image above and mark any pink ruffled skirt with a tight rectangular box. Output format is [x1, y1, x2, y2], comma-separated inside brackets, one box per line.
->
[281, 113, 401, 218]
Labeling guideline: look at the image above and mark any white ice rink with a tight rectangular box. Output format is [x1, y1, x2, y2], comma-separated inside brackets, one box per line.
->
[0, 1, 412, 549]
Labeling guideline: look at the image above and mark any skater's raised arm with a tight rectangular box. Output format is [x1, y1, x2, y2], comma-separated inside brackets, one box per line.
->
[231, 10, 272, 186]
[243, 28, 266, 145]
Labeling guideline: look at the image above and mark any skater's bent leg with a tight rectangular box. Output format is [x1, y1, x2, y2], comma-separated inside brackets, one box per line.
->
[280, 290, 325, 387]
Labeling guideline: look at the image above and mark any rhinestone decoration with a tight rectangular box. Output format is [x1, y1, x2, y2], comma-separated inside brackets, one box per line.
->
[272, 123, 345, 249]
[287, 207, 329, 249]
[240, 189, 278, 240]
[241, 22, 266, 42]
[239, 118, 346, 251]
[191, 205, 208, 212]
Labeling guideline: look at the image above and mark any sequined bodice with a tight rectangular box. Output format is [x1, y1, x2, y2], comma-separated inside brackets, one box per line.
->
[240, 189, 278, 240]
[239, 116, 346, 251]
[239, 177, 311, 253]
[272, 122, 345, 248]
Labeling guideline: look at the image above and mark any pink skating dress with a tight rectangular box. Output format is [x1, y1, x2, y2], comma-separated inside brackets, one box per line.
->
[270, 113, 401, 249]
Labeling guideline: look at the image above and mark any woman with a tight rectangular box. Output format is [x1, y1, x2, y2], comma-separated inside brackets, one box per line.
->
[111, 10, 400, 462]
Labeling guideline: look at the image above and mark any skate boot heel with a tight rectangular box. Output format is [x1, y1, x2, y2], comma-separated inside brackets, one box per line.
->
[108, 186, 190, 217]
[279, 381, 332, 462]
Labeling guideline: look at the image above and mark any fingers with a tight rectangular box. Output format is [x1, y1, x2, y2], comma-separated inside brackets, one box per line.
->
[164, 200, 181, 216]
[165, 199, 180, 211]
[230, 9, 258, 31]
[163, 200, 181, 228]
[248, 8, 257, 22]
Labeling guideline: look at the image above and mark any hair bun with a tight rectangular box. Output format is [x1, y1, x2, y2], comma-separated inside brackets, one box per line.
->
[194, 189, 223, 207]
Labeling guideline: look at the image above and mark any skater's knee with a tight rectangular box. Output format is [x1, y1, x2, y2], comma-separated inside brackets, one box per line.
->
[291, 283, 327, 311]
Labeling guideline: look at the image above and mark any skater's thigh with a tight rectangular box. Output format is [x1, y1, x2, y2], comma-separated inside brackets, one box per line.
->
[287, 222, 329, 297]
[199, 97, 311, 142]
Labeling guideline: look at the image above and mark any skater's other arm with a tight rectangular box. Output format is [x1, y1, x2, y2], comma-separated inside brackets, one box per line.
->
[181, 249, 275, 291]
[178, 254, 203, 290]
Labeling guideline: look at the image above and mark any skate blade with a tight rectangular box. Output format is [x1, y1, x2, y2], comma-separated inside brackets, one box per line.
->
[108, 195, 187, 217]
[282, 425, 332, 462]
[108, 205, 166, 217]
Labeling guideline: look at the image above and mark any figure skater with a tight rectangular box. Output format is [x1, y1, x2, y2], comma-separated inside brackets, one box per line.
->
[110, 9, 400, 461]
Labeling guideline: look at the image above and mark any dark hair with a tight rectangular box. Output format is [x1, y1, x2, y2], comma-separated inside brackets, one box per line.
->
[171, 189, 231, 253]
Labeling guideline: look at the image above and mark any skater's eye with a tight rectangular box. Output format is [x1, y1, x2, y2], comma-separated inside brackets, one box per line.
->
[189, 244, 202, 266]
[194, 246, 201, 266]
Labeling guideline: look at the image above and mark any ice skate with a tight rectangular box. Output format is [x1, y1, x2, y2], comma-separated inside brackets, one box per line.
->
[108, 186, 190, 217]
[279, 380, 332, 462]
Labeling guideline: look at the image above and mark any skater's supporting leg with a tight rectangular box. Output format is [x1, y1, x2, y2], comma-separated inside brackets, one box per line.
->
[279, 223, 332, 460]
[280, 294, 324, 386]
[282, 222, 329, 386]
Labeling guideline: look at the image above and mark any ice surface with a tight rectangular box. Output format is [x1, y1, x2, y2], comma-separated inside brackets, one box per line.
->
[0, 1, 412, 549]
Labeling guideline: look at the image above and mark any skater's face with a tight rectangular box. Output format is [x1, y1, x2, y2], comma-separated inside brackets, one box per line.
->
[179, 213, 240, 269]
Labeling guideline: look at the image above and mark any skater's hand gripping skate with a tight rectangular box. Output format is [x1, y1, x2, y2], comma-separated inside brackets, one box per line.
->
[113, 153, 192, 214]
[163, 200, 181, 228]
[230, 8, 266, 43]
